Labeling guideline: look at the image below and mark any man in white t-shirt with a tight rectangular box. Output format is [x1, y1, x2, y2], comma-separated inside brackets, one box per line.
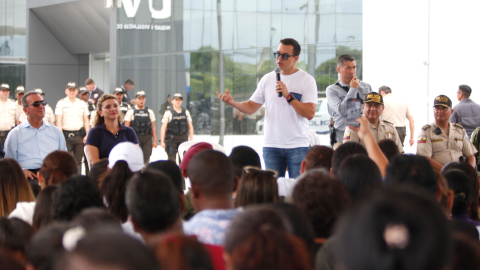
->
[219, 38, 317, 178]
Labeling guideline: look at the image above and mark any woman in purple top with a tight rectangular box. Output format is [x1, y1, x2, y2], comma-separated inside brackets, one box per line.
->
[85, 95, 138, 165]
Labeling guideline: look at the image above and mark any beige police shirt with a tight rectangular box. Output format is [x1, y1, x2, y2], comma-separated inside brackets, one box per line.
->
[124, 106, 156, 122]
[19, 104, 55, 124]
[161, 109, 192, 124]
[55, 98, 89, 131]
[417, 122, 478, 165]
[0, 99, 17, 131]
[15, 102, 23, 123]
[381, 93, 413, 127]
[343, 119, 404, 153]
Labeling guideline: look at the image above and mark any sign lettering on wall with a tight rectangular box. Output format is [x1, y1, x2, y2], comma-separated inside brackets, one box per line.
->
[118, 0, 171, 19]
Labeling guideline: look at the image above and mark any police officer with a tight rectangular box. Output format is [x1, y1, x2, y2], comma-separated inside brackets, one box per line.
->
[19, 89, 55, 125]
[114, 87, 131, 123]
[78, 86, 96, 113]
[55, 82, 90, 173]
[343, 92, 403, 153]
[0, 83, 16, 145]
[124, 91, 157, 164]
[417, 95, 477, 171]
[160, 93, 194, 162]
[14, 85, 25, 125]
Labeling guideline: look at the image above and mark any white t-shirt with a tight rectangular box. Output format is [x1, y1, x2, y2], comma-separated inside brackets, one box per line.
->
[250, 69, 318, 148]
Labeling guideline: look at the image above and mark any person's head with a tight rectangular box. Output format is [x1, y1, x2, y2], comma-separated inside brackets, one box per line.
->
[88, 158, 109, 189]
[71, 208, 122, 232]
[457, 84, 472, 100]
[126, 171, 181, 237]
[331, 142, 368, 177]
[123, 79, 135, 92]
[155, 235, 214, 270]
[78, 87, 88, 102]
[134, 91, 146, 107]
[335, 188, 452, 270]
[336, 154, 383, 200]
[32, 185, 59, 231]
[276, 38, 300, 72]
[385, 154, 437, 198]
[336, 54, 357, 83]
[362, 92, 384, 123]
[26, 222, 69, 270]
[443, 170, 472, 216]
[432, 95, 453, 123]
[0, 83, 9, 100]
[379, 85, 392, 96]
[55, 228, 158, 270]
[171, 93, 183, 108]
[235, 167, 279, 208]
[0, 158, 35, 217]
[85, 78, 95, 91]
[187, 150, 234, 211]
[224, 207, 311, 270]
[450, 233, 480, 270]
[64, 82, 78, 99]
[93, 94, 121, 127]
[146, 160, 184, 194]
[292, 169, 351, 239]
[166, 94, 171, 103]
[101, 160, 133, 223]
[21, 91, 46, 121]
[378, 139, 401, 161]
[228, 146, 261, 180]
[15, 86, 25, 102]
[38, 151, 78, 188]
[108, 142, 144, 172]
[301, 145, 334, 173]
[53, 176, 104, 222]
[0, 217, 34, 265]
[113, 87, 124, 103]
[435, 171, 453, 215]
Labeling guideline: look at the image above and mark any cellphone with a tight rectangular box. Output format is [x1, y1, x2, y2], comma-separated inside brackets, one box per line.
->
[345, 99, 362, 127]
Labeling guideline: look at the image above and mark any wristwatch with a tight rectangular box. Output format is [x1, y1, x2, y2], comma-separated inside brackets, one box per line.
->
[286, 93, 296, 103]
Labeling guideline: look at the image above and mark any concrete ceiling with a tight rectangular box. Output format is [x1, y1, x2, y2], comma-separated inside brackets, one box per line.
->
[30, 0, 110, 54]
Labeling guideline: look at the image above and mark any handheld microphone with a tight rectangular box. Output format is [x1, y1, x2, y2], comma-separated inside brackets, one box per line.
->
[275, 68, 282, 97]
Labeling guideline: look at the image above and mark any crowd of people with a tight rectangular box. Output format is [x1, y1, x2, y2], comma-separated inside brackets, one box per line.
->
[1, 37, 480, 269]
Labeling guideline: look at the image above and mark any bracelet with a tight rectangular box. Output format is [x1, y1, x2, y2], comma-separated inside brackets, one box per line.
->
[286, 94, 291, 100]
[287, 94, 295, 103]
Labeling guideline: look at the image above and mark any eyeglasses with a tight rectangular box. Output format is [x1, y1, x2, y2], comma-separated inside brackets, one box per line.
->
[24, 100, 47, 108]
[273, 52, 297, 60]
[243, 166, 278, 178]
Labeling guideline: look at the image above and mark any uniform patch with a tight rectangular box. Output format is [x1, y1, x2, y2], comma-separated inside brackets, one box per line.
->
[431, 139, 443, 143]
[454, 123, 464, 129]
[344, 133, 351, 140]
[418, 136, 427, 143]
[422, 124, 431, 131]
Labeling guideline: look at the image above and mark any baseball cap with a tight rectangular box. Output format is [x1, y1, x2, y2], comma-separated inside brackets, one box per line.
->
[78, 87, 88, 95]
[364, 92, 384, 105]
[33, 88, 44, 95]
[108, 142, 144, 172]
[433, 95, 452, 108]
[180, 142, 213, 171]
[66, 82, 77, 89]
[15, 86, 25, 94]
[172, 93, 183, 100]
[135, 91, 146, 98]
[113, 87, 123, 95]
[1, 84, 10, 90]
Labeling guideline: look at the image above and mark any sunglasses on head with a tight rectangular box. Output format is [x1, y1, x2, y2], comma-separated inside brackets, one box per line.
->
[273, 52, 297, 60]
[24, 100, 47, 108]
[243, 166, 278, 178]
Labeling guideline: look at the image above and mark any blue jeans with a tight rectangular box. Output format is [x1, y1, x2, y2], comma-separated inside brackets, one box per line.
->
[263, 147, 309, 179]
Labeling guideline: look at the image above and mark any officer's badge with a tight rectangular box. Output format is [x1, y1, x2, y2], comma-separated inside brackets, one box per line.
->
[94, 93, 98, 98]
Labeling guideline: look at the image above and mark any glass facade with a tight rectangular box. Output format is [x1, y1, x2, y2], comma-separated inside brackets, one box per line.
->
[118, 0, 363, 139]
[0, 0, 26, 98]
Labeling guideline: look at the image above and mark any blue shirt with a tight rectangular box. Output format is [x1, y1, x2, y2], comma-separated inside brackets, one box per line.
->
[85, 123, 138, 159]
[450, 99, 480, 138]
[5, 119, 67, 169]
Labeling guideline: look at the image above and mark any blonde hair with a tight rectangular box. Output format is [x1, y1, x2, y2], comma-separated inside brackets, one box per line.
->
[0, 159, 35, 217]
[93, 94, 124, 127]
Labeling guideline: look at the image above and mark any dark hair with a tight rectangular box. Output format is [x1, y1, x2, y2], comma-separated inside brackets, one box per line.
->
[39, 151, 78, 186]
[71, 208, 122, 232]
[336, 188, 452, 270]
[379, 85, 392, 94]
[385, 154, 437, 197]
[228, 146, 261, 179]
[146, 160, 184, 194]
[459, 84, 472, 98]
[337, 54, 356, 67]
[188, 150, 234, 197]
[331, 142, 368, 176]
[32, 186, 58, 231]
[93, 94, 123, 127]
[444, 170, 472, 215]
[0, 253, 25, 270]
[292, 169, 351, 238]
[235, 169, 279, 207]
[26, 222, 68, 270]
[442, 162, 480, 221]
[378, 139, 400, 161]
[0, 217, 34, 260]
[0, 158, 35, 216]
[21, 91, 42, 108]
[156, 235, 214, 270]
[304, 145, 334, 171]
[336, 154, 383, 200]
[101, 160, 132, 222]
[279, 38, 301, 56]
[126, 171, 181, 233]
[85, 78, 94, 85]
[53, 176, 104, 222]
[88, 158, 109, 188]
[451, 233, 480, 270]
[124, 79, 134, 85]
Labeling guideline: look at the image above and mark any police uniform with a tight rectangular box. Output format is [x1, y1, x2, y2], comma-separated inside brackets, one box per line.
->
[113, 87, 131, 124]
[14, 86, 25, 124]
[162, 93, 193, 161]
[55, 82, 89, 171]
[124, 91, 156, 164]
[417, 95, 478, 166]
[0, 84, 16, 145]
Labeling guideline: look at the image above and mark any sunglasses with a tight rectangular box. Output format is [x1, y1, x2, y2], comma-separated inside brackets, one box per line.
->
[243, 166, 278, 178]
[24, 100, 47, 108]
[273, 52, 297, 60]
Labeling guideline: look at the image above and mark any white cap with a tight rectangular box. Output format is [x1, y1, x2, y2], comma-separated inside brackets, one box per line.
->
[108, 142, 144, 172]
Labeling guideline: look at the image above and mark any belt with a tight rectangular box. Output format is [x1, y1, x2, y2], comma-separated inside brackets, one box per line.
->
[63, 129, 82, 136]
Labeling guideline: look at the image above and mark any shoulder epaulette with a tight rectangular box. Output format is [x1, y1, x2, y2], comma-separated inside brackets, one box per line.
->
[422, 124, 431, 130]
[454, 123, 464, 129]
[382, 120, 393, 125]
